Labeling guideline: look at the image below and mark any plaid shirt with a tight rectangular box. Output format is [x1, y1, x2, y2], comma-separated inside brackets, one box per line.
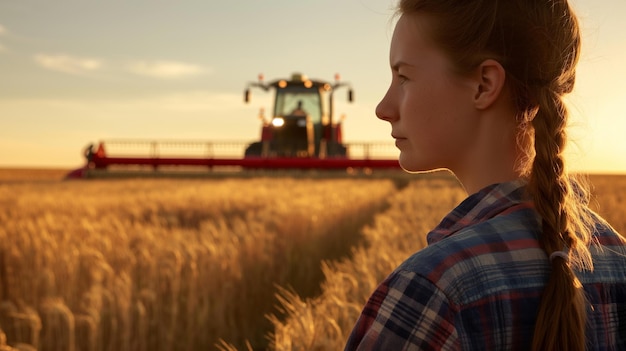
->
[345, 180, 626, 350]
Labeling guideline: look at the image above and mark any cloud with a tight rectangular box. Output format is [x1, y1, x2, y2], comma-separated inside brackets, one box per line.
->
[34, 54, 103, 75]
[126, 60, 209, 79]
[31, 54, 210, 80]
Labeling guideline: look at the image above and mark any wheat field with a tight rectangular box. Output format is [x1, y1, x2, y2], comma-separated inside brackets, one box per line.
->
[265, 174, 626, 350]
[0, 169, 624, 351]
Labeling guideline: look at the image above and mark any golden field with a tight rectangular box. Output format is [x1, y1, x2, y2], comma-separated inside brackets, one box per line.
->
[0, 169, 624, 351]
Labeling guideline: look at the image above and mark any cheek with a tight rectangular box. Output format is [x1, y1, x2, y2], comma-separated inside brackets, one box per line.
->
[402, 91, 469, 152]
[402, 80, 446, 110]
[400, 87, 444, 131]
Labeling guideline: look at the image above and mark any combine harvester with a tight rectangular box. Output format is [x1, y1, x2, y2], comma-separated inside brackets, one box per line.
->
[66, 73, 401, 179]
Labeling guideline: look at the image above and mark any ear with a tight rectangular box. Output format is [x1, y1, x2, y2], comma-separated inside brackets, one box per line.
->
[472, 59, 506, 110]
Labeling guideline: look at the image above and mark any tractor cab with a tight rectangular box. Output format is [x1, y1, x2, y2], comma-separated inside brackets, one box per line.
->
[244, 73, 353, 158]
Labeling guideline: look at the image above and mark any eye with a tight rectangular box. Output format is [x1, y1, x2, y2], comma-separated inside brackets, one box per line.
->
[397, 74, 408, 84]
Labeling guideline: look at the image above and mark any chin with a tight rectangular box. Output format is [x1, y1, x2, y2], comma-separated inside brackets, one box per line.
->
[398, 154, 440, 174]
[398, 156, 423, 173]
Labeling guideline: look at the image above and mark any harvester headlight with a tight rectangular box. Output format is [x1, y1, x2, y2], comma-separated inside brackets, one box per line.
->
[272, 117, 285, 127]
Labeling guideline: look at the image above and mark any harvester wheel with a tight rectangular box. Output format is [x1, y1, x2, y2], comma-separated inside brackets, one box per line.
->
[244, 142, 263, 158]
[327, 143, 347, 157]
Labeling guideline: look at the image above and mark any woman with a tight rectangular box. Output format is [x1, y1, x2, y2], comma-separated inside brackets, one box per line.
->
[345, 0, 626, 350]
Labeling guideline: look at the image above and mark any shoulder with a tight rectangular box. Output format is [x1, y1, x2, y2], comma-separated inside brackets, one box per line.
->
[398, 207, 547, 305]
[582, 216, 626, 283]
[345, 268, 461, 350]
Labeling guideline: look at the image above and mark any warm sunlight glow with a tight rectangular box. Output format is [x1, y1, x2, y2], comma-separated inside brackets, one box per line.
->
[0, 1, 624, 173]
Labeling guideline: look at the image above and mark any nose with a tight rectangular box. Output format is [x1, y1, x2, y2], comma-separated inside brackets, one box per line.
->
[375, 88, 397, 122]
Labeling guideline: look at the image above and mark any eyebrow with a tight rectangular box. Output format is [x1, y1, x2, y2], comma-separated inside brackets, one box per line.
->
[391, 61, 413, 72]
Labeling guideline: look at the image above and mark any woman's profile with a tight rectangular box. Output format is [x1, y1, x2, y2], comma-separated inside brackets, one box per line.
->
[345, 0, 626, 350]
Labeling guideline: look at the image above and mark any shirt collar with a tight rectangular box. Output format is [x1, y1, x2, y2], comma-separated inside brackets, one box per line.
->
[427, 179, 531, 245]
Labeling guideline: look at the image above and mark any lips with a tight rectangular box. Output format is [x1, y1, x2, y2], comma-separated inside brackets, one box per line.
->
[393, 136, 407, 148]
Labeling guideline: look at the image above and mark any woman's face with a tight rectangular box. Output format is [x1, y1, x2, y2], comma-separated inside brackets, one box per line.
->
[376, 13, 480, 174]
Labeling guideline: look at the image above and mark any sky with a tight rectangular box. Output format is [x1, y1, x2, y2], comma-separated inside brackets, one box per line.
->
[1, 0, 625, 173]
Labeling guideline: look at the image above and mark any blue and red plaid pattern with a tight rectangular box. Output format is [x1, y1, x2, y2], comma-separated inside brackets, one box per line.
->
[345, 180, 626, 350]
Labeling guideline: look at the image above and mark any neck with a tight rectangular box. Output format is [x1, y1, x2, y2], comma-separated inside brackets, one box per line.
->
[453, 110, 524, 195]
